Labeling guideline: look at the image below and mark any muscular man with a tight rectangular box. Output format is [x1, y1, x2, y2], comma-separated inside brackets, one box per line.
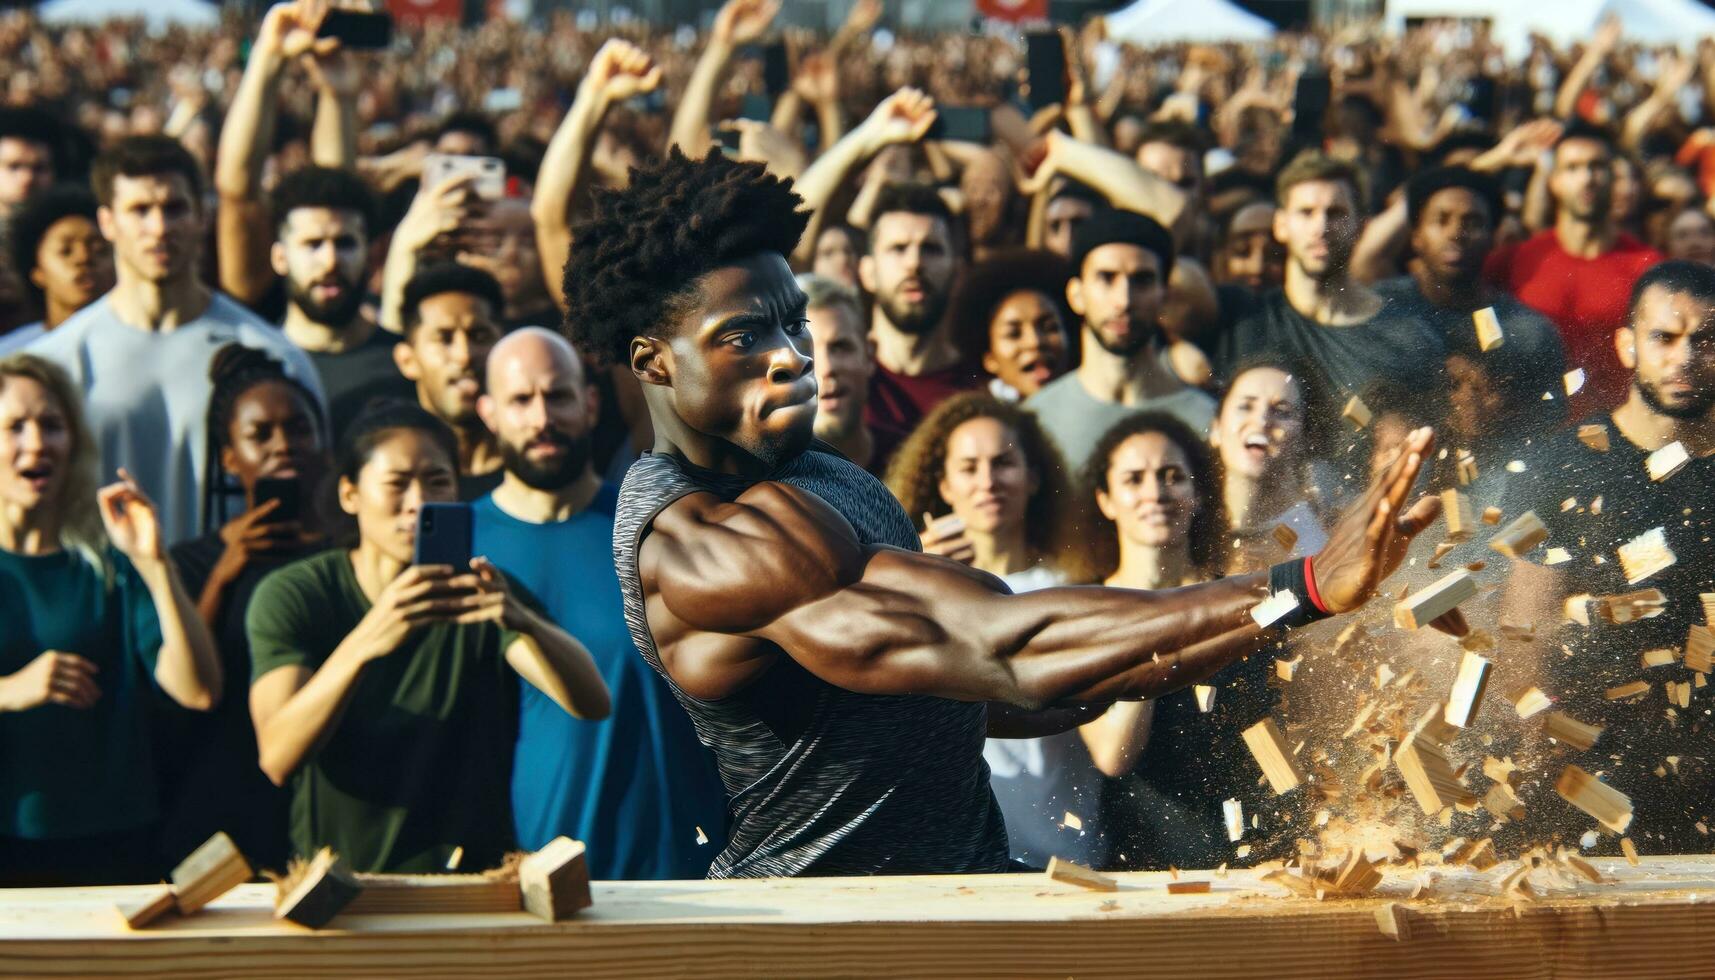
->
[560, 149, 1460, 879]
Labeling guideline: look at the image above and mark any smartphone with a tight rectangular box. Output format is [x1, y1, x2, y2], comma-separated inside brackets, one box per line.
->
[414, 502, 473, 569]
[718, 127, 743, 156]
[761, 41, 790, 98]
[1024, 31, 1066, 112]
[927, 105, 991, 144]
[739, 93, 773, 123]
[318, 9, 392, 51]
[1464, 76, 1498, 124]
[483, 87, 524, 114]
[1292, 71, 1332, 138]
[423, 153, 505, 200]
[253, 477, 302, 524]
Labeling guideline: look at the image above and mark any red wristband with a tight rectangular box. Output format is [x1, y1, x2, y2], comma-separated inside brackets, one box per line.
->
[1302, 556, 1330, 614]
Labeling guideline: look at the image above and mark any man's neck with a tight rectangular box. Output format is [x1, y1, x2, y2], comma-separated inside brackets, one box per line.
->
[456, 424, 503, 477]
[1283, 262, 1380, 326]
[871, 311, 957, 376]
[1555, 213, 1616, 259]
[282, 305, 374, 355]
[818, 423, 874, 471]
[1108, 540, 1193, 590]
[490, 467, 602, 525]
[107, 271, 210, 332]
[1611, 391, 1715, 455]
[1075, 329, 1178, 406]
[1414, 269, 1487, 311]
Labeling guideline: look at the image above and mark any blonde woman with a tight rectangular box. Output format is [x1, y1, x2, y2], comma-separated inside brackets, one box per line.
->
[0, 353, 222, 885]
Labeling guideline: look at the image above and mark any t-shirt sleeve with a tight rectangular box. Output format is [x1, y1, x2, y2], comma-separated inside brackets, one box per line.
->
[246, 564, 320, 681]
[114, 552, 165, 677]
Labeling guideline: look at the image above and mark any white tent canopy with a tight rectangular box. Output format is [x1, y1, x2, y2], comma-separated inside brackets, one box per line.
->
[1103, 0, 1276, 45]
[1386, 0, 1715, 54]
[36, 0, 220, 30]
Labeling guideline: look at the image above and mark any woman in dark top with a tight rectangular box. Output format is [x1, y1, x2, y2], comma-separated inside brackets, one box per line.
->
[160, 344, 333, 871]
[0, 353, 222, 885]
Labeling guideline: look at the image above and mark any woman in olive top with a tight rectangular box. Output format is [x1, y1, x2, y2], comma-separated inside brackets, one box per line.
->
[0, 353, 222, 885]
[246, 402, 610, 873]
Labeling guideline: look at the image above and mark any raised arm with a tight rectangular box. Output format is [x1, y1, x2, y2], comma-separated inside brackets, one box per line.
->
[790, 87, 936, 266]
[1554, 17, 1620, 120]
[378, 174, 479, 332]
[534, 39, 661, 311]
[1022, 129, 1187, 233]
[644, 429, 1455, 709]
[306, 47, 359, 170]
[669, 0, 779, 155]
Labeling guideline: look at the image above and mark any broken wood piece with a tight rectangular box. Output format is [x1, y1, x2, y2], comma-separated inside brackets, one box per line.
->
[1486, 781, 1525, 821]
[1484, 756, 1518, 786]
[1564, 853, 1605, 883]
[1330, 850, 1382, 896]
[1192, 684, 1215, 712]
[1604, 680, 1650, 701]
[1441, 489, 1476, 541]
[1544, 712, 1602, 751]
[1618, 527, 1675, 584]
[1459, 629, 1495, 653]
[1480, 505, 1502, 524]
[170, 832, 252, 915]
[1544, 547, 1572, 565]
[1394, 569, 1477, 631]
[1620, 838, 1640, 867]
[344, 872, 522, 916]
[1641, 648, 1678, 669]
[1577, 423, 1610, 452]
[1374, 902, 1410, 942]
[1458, 454, 1481, 485]
[1062, 811, 1083, 831]
[1556, 765, 1634, 833]
[1647, 441, 1690, 482]
[1395, 730, 1473, 815]
[1686, 625, 1714, 673]
[1488, 511, 1547, 558]
[1499, 621, 1536, 642]
[1443, 649, 1492, 728]
[1242, 718, 1305, 795]
[1564, 368, 1585, 395]
[1250, 590, 1301, 628]
[1465, 838, 1498, 871]
[1271, 523, 1298, 552]
[1565, 594, 1595, 626]
[1046, 857, 1117, 892]
[1672, 680, 1692, 708]
[1703, 593, 1715, 626]
[1473, 306, 1504, 351]
[1224, 798, 1245, 843]
[115, 886, 176, 930]
[274, 848, 362, 929]
[1513, 687, 1552, 719]
[1428, 540, 1457, 568]
[1274, 656, 1300, 682]
[1166, 880, 1211, 894]
[1597, 588, 1668, 624]
[1342, 394, 1372, 430]
[519, 836, 592, 922]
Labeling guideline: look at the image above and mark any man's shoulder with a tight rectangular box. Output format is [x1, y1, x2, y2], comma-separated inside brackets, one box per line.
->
[1023, 371, 1089, 414]
[1372, 276, 1423, 305]
[29, 297, 111, 351]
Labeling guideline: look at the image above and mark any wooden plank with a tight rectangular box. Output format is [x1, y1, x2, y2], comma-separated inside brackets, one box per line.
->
[519, 837, 592, 922]
[114, 886, 176, 930]
[1488, 512, 1547, 558]
[1443, 650, 1491, 728]
[1556, 765, 1634, 833]
[1242, 718, 1305, 795]
[1394, 570, 1477, 631]
[1605, 680, 1650, 701]
[1544, 712, 1602, 751]
[1166, 880, 1211, 894]
[1441, 490, 1476, 541]
[169, 832, 252, 915]
[343, 873, 522, 916]
[1046, 857, 1117, 892]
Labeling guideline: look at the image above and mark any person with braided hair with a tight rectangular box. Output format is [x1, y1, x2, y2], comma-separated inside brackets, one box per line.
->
[156, 343, 331, 870]
[568, 147, 1465, 879]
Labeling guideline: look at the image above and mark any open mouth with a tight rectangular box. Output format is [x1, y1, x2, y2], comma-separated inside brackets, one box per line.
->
[16, 464, 54, 490]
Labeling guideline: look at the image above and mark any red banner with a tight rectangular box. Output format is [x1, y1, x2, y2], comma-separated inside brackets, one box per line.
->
[975, 0, 1049, 22]
[387, 0, 463, 27]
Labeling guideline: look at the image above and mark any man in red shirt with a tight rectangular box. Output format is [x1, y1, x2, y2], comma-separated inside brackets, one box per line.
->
[1485, 124, 1661, 420]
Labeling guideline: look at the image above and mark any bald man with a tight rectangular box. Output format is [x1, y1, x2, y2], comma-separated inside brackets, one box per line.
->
[472, 328, 728, 879]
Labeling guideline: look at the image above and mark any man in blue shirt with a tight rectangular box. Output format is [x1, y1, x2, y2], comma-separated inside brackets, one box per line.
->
[473, 327, 726, 879]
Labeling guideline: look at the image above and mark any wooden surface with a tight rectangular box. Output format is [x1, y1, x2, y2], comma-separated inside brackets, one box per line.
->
[7, 857, 1715, 978]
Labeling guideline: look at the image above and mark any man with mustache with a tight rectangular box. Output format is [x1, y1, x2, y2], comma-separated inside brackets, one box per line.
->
[472, 328, 727, 879]
[1025, 208, 1214, 473]
[1486, 125, 1661, 420]
[1500, 260, 1715, 855]
[393, 263, 505, 500]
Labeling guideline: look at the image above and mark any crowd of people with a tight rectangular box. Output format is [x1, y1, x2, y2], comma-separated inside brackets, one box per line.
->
[4, 0, 1715, 885]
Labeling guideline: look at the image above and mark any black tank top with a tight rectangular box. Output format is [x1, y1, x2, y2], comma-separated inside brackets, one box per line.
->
[612, 445, 1010, 878]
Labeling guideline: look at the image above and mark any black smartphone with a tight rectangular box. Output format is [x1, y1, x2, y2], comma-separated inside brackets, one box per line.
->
[318, 9, 393, 51]
[253, 477, 301, 524]
[927, 105, 991, 144]
[1464, 76, 1498, 124]
[1292, 71, 1332, 138]
[718, 126, 743, 156]
[762, 41, 790, 98]
[1025, 31, 1066, 112]
[414, 502, 473, 569]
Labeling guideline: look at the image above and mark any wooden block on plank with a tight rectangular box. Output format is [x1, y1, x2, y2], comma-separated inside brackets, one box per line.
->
[275, 848, 362, 929]
[1621, 838, 1640, 867]
[1565, 852, 1605, 883]
[115, 886, 177, 930]
[1513, 687, 1552, 719]
[1647, 441, 1691, 481]
[1473, 306, 1504, 351]
[1330, 850, 1382, 895]
[345, 873, 522, 916]
[1441, 489, 1476, 541]
[170, 832, 252, 915]
[1604, 680, 1650, 701]
[1342, 395, 1372, 430]
[1556, 765, 1634, 833]
[1687, 625, 1715, 673]
[1375, 902, 1410, 942]
[1394, 569, 1477, 630]
[1224, 798, 1244, 843]
[1544, 712, 1602, 751]
[1443, 649, 1492, 728]
[1395, 731, 1473, 815]
[1166, 880, 1211, 894]
[1046, 857, 1117, 892]
[518, 837, 592, 921]
[1488, 511, 1547, 558]
[1242, 718, 1305, 795]
[1192, 684, 1215, 712]
[1577, 424, 1610, 452]
[1618, 527, 1675, 584]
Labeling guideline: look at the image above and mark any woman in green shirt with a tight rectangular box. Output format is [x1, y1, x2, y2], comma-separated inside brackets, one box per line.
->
[247, 401, 609, 873]
[0, 353, 223, 885]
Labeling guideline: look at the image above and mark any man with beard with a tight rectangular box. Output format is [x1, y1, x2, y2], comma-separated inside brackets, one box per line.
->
[1025, 208, 1214, 473]
[472, 328, 727, 879]
[1500, 260, 1715, 855]
[563, 148, 1462, 879]
[1374, 167, 1566, 432]
[393, 263, 504, 500]
[271, 167, 414, 440]
[1213, 153, 1443, 458]
[29, 135, 323, 545]
[1487, 125, 1662, 420]
[860, 183, 980, 465]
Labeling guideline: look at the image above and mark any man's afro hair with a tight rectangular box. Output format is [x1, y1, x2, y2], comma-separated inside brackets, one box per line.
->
[561, 147, 809, 366]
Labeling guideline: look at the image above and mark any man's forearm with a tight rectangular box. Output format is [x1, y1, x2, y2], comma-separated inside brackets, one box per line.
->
[533, 87, 610, 310]
[669, 38, 734, 154]
[255, 645, 370, 785]
[140, 558, 223, 711]
[1051, 135, 1186, 230]
[216, 48, 287, 199]
[311, 86, 358, 170]
[505, 611, 611, 721]
[791, 126, 877, 265]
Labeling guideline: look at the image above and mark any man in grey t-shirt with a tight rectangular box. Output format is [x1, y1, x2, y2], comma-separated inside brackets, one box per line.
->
[28, 136, 323, 545]
[1026, 209, 1214, 473]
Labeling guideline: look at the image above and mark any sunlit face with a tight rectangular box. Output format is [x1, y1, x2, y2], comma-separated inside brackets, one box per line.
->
[1444, 353, 1507, 442]
[1619, 284, 1715, 420]
[274, 206, 369, 326]
[1666, 209, 1715, 266]
[937, 416, 1035, 538]
[30, 214, 112, 315]
[1096, 431, 1197, 550]
[479, 334, 595, 491]
[1549, 137, 1614, 224]
[98, 172, 203, 284]
[812, 227, 860, 288]
[807, 301, 872, 442]
[1068, 242, 1164, 359]
[396, 291, 503, 429]
[0, 374, 72, 515]
[1275, 179, 1360, 280]
[221, 379, 325, 497]
[337, 428, 460, 564]
[1216, 203, 1283, 291]
[982, 289, 1067, 398]
[0, 137, 53, 208]
[1043, 194, 1094, 259]
[460, 199, 546, 314]
[1411, 187, 1493, 285]
[1213, 366, 1305, 480]
[859, 211, 957, 336]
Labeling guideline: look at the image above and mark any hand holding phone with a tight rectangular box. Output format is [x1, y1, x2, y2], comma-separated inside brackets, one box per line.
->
[1025, 30, 1068, 112]
[415, 502, 474, 570]
[921, 512, 975, 565]
[317, 9, 393, 51]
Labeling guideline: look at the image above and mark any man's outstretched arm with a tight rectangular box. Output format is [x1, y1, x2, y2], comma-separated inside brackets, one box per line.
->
[644, 429, 1457, 709]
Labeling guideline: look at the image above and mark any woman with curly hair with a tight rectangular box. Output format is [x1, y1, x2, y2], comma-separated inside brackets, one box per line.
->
[945, 249, 1074, 403]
